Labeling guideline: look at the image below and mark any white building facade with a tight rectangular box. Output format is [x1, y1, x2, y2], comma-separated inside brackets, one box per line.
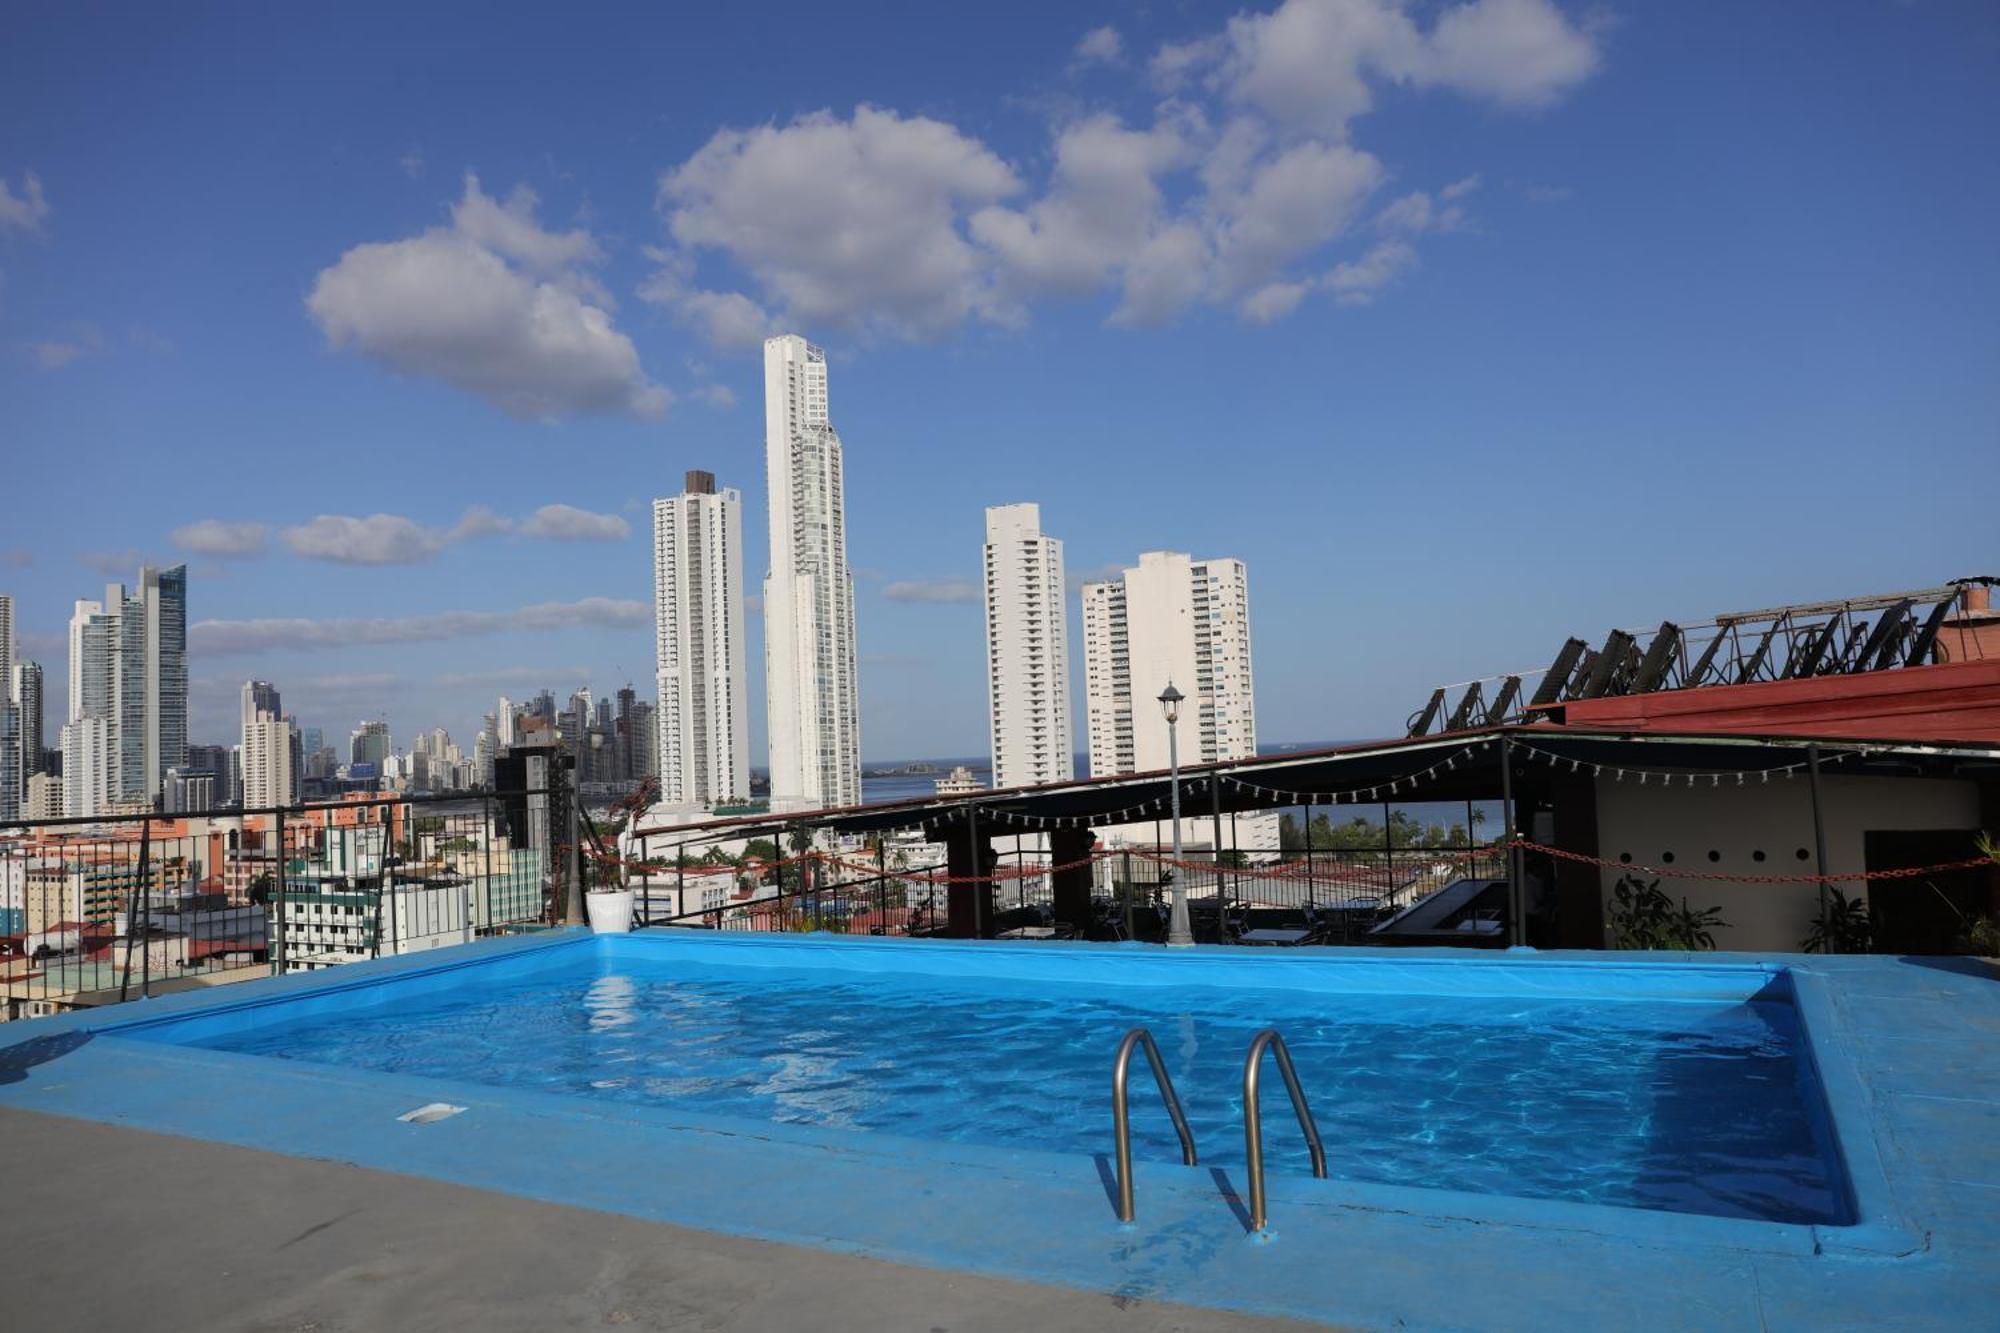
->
[762, 334, 861, 811]
[982, 503, 1074, 790]
[0, 594, 15, 820]
[60, 716, 111, 817]
[242, 715, 293, 808]
[61, 566, 187, 807]
[653, 469, 749, 807]
[1081, 551, 1257, 777]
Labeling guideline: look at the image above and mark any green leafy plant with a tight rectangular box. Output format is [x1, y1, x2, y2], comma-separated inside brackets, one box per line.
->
[1608, 874, 1728, 951]
[1955, 833, 2000, 956]
[1801, 887, 1873, 954]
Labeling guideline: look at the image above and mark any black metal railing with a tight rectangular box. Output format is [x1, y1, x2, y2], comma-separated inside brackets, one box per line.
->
[0, 787, 554, 1020]
[637, 841, 1508, 947]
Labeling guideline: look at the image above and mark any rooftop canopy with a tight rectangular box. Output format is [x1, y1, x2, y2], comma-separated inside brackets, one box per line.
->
[649, 726, 2000, 845]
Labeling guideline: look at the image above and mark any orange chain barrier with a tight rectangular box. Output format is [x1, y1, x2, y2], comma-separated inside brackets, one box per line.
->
[583, 836, 1992, 891]
[1508, 838, 1995, 886]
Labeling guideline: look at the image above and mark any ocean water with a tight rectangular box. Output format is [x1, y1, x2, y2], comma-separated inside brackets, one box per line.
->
[184, 953, 1845, 1224]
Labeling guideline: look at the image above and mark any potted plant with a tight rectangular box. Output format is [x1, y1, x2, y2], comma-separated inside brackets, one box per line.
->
[586, 778, 656, 934]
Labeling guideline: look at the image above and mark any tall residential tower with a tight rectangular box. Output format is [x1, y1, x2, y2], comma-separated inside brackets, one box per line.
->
[1081, 551, 1256, 777]
[57, 564, 188, 811]
[653, 469, 749, 807]
[982, 503, 1074, 790]
[762, 335, 860, 811]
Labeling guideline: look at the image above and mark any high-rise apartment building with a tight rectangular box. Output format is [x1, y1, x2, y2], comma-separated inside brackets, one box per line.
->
[1081, 551, 1256, 778]
[982, 503, 1075, 791]
[497, 696, 517, 748]
[350, 720, 390, 770]
[654, 469, 749, 808]
[242, 680, 280, 730]
[0, 594, 15, 820]
[60, 564, 188, 807]
[60, 715, 111, 817]
[242, 680, 292, 807]
[762, 335, 860, 811]
[113, 565, 188, 803]
[12, 659, 40, 796]
[186, 743, 233, 804]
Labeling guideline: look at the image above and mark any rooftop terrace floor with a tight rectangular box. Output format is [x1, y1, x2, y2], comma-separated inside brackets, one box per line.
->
[0, 1106, 1301, 1332]
[2, 934, 1996, 1330]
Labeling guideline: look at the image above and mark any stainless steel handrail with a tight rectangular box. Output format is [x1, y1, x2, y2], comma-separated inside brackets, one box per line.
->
[1111, 1027, 1198, 1223]
[1243, 1028, 1327, 1232]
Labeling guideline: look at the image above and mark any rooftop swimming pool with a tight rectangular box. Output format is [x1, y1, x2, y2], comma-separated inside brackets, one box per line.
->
[117, 932, 1851, 1228]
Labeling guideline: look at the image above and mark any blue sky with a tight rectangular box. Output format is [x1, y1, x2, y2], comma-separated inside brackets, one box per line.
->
[3, 1, 1996, 762]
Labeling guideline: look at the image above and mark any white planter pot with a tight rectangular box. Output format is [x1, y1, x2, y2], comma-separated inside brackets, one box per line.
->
[586, 889, 636, 934]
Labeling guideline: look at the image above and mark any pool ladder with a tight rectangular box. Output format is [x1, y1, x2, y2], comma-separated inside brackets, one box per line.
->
[1242, 1028, 1328, 1232]
[1110, 1028, 1198, 1223]
[1109, 1026, 1327, 1232]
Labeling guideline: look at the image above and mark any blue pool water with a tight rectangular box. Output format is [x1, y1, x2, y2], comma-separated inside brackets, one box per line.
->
[155, 948, 1846, 1226]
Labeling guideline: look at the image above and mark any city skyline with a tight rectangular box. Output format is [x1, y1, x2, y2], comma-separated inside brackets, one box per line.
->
[4, 3, 1996, 759]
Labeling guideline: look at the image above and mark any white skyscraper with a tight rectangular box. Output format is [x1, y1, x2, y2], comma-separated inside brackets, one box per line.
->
[982, 503, 1075, 791]
[496, 695, 517, 748]
[654, 469, 749, 807]
[241, 679, 293, 807]
[1081, 551, 1256, 778]
[0, 594, 15, 820]
[14, 660, 44, 784]
[61, 567, 187, 807]
[61, 716, 111, 817]
[762, 334, 860, 811]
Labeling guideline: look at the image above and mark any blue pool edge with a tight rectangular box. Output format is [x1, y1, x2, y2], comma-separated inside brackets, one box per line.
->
[0, 929, 1962, 1329]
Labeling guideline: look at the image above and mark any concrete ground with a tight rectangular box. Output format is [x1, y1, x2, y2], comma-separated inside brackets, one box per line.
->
[0, 1106, 1314, 1333]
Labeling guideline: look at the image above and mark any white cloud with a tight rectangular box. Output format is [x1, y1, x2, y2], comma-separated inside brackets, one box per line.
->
[1325, 239, 1419, 304]
[1150, 35, 1227, 92]
[448, 505, 512, 541]
[308, 174, 667, 419]
[690, 382, 736, 410]
[34, 340, 90, 370]
[285, 513, 454, 564]
[518, 503, 629, 541]
[1240, 280, 1311, 323]
[973, 114, 1188, 302]
[1073, 26, 1124, 67]
[1378, 175, 1478, 235]
[275, 504, 640, 561]
[0, 171, 50, 232]
[33, 322, 102, 370]
[652, 106, 1021, 339]
[1421, 0, 1600, 107]
[1210, 140, 1383, 297]
[77, 548, 152, 577]
[1111, 222, 1212, 326]
[1169, 0, 1600, 138]
[1065, 561, 1128, 594]
[171, 520, 270, 558]
[191, 597, 649, 656]
[400, 147, 425, 179]
[883, 577, 982, 605]
[648, 3, 1595, 340]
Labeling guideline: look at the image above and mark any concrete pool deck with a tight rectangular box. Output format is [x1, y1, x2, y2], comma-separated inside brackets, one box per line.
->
[1, 932, 1996, 1330]
[0, 1106, 1308, 1332]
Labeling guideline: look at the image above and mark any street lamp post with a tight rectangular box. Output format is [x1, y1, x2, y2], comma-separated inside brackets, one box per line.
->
[1160, 683, 1194, 948]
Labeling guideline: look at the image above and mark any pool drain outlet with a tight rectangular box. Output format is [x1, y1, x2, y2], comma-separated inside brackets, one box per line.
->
[397, 1102, 467, 1124]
